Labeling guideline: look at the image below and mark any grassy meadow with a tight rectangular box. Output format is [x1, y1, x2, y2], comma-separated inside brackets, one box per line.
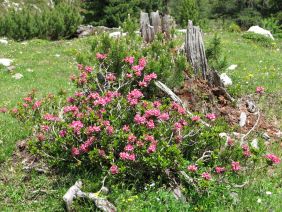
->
[0, 31, 282, 211]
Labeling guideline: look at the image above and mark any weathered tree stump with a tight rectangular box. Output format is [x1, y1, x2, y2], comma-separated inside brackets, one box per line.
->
[162, 14, 174, 39]
[150, 11, 162, 34]
[185, 20, 208, 80]
[140, 11, 155, 43]
[185, 20, 234, 101]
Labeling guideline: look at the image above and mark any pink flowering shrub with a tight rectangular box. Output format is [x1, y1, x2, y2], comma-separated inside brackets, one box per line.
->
[11, 54, 280, 191]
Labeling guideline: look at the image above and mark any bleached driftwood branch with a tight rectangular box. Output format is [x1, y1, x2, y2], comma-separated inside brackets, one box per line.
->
[63, 180, 116, 212]
[241, 108, 260, 144]
[154, 81, 210, 127]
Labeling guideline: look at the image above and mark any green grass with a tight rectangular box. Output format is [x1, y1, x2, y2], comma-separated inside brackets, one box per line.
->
[0, 32, 281, 211]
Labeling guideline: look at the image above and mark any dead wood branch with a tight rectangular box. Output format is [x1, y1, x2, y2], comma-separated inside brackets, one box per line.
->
[63, 180, 116, 212]
[154, 80, 210, 127]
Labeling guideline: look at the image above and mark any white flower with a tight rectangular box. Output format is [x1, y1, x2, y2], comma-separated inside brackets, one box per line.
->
[266, 191, 272, 195]
[257, 198, 262, 203]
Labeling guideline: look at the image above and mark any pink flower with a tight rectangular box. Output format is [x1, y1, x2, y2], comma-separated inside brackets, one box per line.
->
[202, 172, 212, 180]
[72, 147, 80, 157]
[99, 149, 106, 157]
[128, 134, 137, 143]
[149, 72, 157, 79]
[41, 125, 50, 132]
[128, 154, 136, 161]
[265, 154, 281, 164]
[158, 113, 170, 121]
[231, 161, 241, 172]
[110, 165, 119, 174]
[43, 113, 60, 122]
[171, 102, 185, 114]
[242, 144, 249, 151]
[124, 56, 134, 64]
[106, 73, 116, 81]
[144, 135, 156, 143]
[103, 120, 110, 126]
[122, 125, 130, 132]
[134, 114, 146, 125]
[86, 126, 101, 134]
[206, 113, 216, 120]
[70, 121, 84, 134]
[138, 57, 147, 67]
[147, 144, 157, 153]
[191, 116, 200, 121]
[145, 109, 161, 118]
[243, 150, 251, 157]
[59, 130, 67, 137]
[126, 73, 133, 78]
[23, 97, 32, 103]
[174, 122, 183, 131]
[125, 144, 134, 152]
[138, 81, 148, 87]
[187, 165, 198, 172]
[64, 106, 79, 114]
[175, 135, 183, 143]
[153, 101, 161, 108]
[96, 53, 107, 60]
[32, 101, 42, 110]
[146, 119, 155, 129]
[85, 66, 93, 73]
[37, 133, 45, 142]
[11, 108, 18, 114]
[256, 86, 264, 94]
[127, 89, 143, 106]
[227, 137, 234, 146]
[120, 152, 130, 160]
[215, 166, 225, 174]
[134, 69, 142, 77]
[77, 64, 83, 70]
[0, 107, 8, 113]
[67, 97, 75, 103]
[106, 126, 114, 135]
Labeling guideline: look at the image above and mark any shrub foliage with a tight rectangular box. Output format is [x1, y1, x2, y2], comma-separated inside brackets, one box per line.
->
[0, 2, 82, 41]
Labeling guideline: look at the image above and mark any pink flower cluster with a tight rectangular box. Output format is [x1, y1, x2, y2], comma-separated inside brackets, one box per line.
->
[64, 105, 79, 114]
[215, 166, 225, 174]
[86, 125, 101, 135]
[43, 113, 60, 122]
[202, 172, 212, 180]
[256, 86, 264, 94]
[191, 116, 201, 121]
[171, 102, 185, 114]
[187, 165, 198, 172]
[139, 73, 158, 87]
[96, 53, 107, 60]
[119, 152, 136, 161]
[32, 101, 42, 110]
[231, 161, 241, 172]
[124, 56, 134, 64]
[106, 73, 116, 81]
[265, 154, 281, 164]
[110, 165, 119, 174]
[131, 57, 147, 76]
[206, 113, 216, 120]
[70, 120, 84, 134]
[242, 144, 251, 157]
[127, 89, 143, 106]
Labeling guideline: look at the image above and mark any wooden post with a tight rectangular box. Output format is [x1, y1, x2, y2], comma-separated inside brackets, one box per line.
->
[162, 14, 172, 39]
[140, 11, 155, 43]
[150, 11, 162, 34]
[185, 20, 208, 80]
